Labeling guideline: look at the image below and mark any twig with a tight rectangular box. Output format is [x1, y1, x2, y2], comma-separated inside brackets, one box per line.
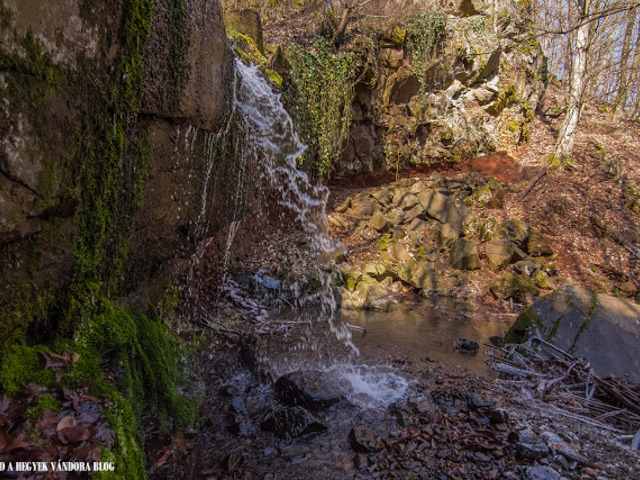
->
[518, 166, 548, 200]
[543, 406, 624, 433]
[530, 336, 575, 359]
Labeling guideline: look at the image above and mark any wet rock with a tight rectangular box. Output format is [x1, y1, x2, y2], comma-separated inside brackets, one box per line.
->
[260, 406, 327, 440]
[489, 272, 539, 301]
[275, 371, 350, 410]
[371, 212, 394, 233]
[456, 338, 479, 355]
[527, 227, 553, 256]
[516, 442, 550, 460]
[449, 237, 481, 270]
[508, 286, 640, 381]
[523, 465, 561, 480]
[467, 393, 495, 408]
[349, 425, 384, 453]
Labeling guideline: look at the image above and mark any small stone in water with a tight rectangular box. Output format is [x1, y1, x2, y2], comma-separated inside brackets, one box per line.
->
[456, 338, 479, 354]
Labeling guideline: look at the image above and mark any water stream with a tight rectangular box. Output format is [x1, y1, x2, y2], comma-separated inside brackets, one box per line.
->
[228, 61, 353, 348]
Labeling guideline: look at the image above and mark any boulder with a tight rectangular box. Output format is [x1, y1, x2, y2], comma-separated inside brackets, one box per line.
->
[506, 286, 640, 381]
[496, 220, 530, 249]
[526, 227, 553, 256]
[353, 278, 397, 311]
[431, 222, 460, 246]
[350, 195, 381, 216]
[392, 189, 421, 210]
[397, 262, 445, 294]
[275, 371, 351, 410]
[472, 178, 504, 208]
[260, 406, 327, 440]
[485, 238, 525, 270]
[450, 238, 481, 270]
[369, 188, 393, 206]
[371, 212, 394, 233]
[389, 242, 413, 262]
[489, 272, 539, 301]
[417, 190, 448, 222]
[328, 214, 352, 229]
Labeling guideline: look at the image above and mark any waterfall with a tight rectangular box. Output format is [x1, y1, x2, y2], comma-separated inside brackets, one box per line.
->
[230, 60, 354, 349]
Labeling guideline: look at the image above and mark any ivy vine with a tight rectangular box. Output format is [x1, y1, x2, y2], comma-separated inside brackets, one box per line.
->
[285, 37, 356, 176]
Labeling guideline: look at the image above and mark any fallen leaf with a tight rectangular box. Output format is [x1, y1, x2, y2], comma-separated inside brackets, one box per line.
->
[58, 426, 90, 444]
[96, 422, 115, 448]
[57, 415, 77, 432]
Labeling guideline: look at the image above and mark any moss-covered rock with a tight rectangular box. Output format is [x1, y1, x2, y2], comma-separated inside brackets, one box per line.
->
[504, 308, 542, 343]
[489, 272, 539, 301]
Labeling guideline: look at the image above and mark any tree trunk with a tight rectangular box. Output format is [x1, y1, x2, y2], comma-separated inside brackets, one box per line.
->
[613, 7, 637, 119]
[553, 0, 591, 162]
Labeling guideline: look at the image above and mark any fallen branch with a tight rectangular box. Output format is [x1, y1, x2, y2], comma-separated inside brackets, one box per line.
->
[518, 166, 548, 200]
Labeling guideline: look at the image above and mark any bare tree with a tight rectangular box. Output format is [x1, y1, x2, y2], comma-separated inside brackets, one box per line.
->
[553, 0, 592, 164]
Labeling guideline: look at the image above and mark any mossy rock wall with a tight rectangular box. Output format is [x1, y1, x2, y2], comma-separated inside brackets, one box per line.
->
[0, 0, 235, 348]
[332, 2, 546, 174]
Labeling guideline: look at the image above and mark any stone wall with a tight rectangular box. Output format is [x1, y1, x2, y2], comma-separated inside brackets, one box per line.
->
[0, 0, 235, 345]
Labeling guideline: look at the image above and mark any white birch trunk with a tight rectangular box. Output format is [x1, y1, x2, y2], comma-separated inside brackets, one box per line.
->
[554, 0, 590, 162]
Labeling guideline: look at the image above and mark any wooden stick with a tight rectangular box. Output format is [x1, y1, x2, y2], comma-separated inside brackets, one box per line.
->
[518, 166, 548, 200]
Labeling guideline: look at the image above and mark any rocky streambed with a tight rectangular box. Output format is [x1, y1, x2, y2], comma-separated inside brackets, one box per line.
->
[151, 329, 640, 480]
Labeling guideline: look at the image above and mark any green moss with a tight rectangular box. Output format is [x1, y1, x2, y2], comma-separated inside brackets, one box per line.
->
[487, 83, 520, 116]
[228, 29, 267, 66]
[0, 343, 55, 395]
[25, 394, 61, 421]
[266, 69, 283, 87]
[407, 10, 446, 119]
[166, 0, 188, 112]
[505, 308, 542, 343]
[387, 26, 406, 45]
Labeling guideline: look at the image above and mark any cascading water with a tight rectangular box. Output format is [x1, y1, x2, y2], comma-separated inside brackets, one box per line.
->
[228, 60, 355, 352]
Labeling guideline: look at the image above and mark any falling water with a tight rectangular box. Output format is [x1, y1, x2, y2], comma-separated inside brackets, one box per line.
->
[230, 60, 354, 349]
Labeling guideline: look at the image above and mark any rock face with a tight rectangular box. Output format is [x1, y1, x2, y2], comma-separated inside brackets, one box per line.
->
[506, 286, 640, 381]
[333, 2, 546, 174]
[0, 0, 235, 346]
